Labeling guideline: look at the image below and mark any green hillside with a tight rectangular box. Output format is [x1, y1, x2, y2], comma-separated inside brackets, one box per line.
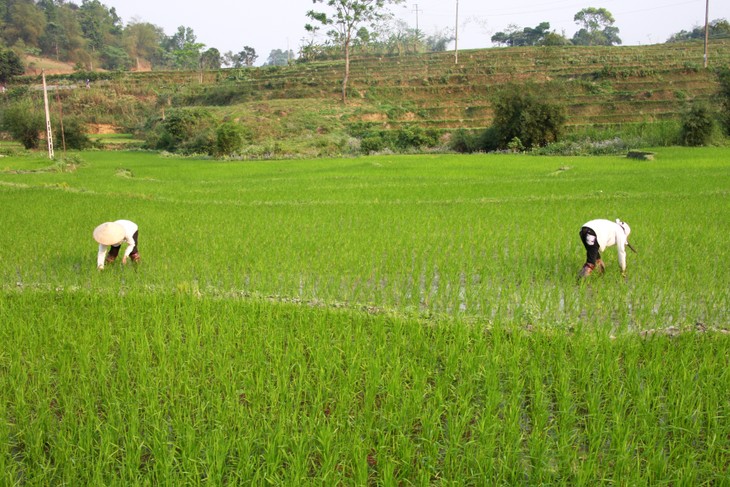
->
[13, 39, 730, 156]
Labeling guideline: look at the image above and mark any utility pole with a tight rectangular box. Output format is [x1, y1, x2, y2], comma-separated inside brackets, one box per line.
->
[703, 0, 710, 68]
[55, 88, 66, 154]
[41, 70, 54, 160]
[454, 0, 459, 64]
[413, 4, 421, 38]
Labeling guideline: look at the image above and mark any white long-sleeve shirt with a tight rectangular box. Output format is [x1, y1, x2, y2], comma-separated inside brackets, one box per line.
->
[97, 220, 138, 269]
[583, 219, 630, 272]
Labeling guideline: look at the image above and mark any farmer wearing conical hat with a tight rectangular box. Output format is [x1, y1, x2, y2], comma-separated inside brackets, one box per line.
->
[578, 219, 636, 278]
[93, 220, 140, 270]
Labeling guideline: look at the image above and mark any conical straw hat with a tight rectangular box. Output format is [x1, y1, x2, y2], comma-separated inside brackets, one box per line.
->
[93, 222, 125, 245]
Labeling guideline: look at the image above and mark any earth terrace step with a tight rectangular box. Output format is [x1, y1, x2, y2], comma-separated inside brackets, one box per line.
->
[354, 108, 682, 131]
[361, 100, 691, 125]
[108, 55, 724, 96]
[131, 72, 717, 102]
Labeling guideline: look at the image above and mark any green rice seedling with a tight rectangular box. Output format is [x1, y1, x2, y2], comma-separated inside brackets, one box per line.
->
[0, 148, 729, 483]
[0, 292, 728, 483]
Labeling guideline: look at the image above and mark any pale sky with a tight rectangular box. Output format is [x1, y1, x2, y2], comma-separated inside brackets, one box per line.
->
[101, 0, 728, 65]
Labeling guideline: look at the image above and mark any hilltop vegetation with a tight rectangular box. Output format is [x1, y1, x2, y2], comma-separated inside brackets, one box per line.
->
[1, 0, 728, 74]
[3, 39, 727, 158]
[1, 2, 729, 158]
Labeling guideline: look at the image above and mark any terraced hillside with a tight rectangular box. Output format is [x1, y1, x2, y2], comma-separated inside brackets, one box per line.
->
[33, 39, 730, 147]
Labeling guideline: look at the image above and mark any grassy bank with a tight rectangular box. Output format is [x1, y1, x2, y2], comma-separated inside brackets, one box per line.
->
[8, 40, 728, 158]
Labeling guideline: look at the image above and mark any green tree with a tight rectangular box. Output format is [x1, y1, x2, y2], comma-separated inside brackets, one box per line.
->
[79, 0, 123, 52]
[492, 22, 552, 47]
[378, 19, 415, 56]
[5, 1, 47, 47]
[237, 46, 258, 66]
[37, 1, 88, 62]
[163, 26, 204, 70]
[541, 31, 572, 46]
[101, 45, 132, 70]
[572, 7, 621, 46]
[667, 18, 730, 42]
[425, 28, 455, 52]
[223, 46, 258, 67]
[200, 47, 221, 70]
[264, 48, 294, 66]
[38, 0, 60, 58]
[164, 25, 196, 51]
[306, 0, 405, 103]
[123, 21, 164, 70]
[0, 47, 24, 83]
[41, 21, 65, 59]
[54, 4, 87, 64]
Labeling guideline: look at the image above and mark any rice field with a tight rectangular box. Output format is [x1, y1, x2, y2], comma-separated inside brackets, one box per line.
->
[1, 148, 728, 484]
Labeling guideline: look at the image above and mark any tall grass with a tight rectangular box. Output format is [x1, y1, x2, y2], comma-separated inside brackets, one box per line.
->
[536, 120, 685, 155]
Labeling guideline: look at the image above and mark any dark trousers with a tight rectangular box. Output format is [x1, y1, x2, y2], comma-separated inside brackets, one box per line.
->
[579, 226, 600, 265]
[107, 230, 139, 259]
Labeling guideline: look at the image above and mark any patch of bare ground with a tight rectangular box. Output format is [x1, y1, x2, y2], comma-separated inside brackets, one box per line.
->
[87, 124, 119, 135]
[360, 113, 388, 122]
[23, 55, 76, 75]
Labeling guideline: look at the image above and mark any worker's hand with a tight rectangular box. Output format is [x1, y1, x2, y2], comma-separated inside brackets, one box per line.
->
[122, 256, 128, 264]
[97, 265, 104, 271]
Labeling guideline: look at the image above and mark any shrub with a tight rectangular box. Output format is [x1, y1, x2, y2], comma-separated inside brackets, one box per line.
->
[4, 85, 29, 99]
[534, 137, 631, 156]
[62, 70, 112, 83]
[717, 67, 730, 136]
[489, 85, 566, 150]
[164, 109, 214, 142]
[360, 134, 385, 154]
[356, 126, 439, 154]
[1, 100, 44, 149]
[216, 122, 248, 156]
[144, 108, 216, 154]
[57, 118, 92, 150]
[184, 131, 217, 155]
[679, 103, 716, 147]
[507, 137, 525, 152]
[347, 121, 378, 139]
[479, 126, 502, 152]
[449, 129, 480, 153]
[394, 125, 437, 150]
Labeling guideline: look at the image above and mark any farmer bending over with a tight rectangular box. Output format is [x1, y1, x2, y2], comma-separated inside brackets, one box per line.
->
[578, 218, 635, 278]
[93, 220, 140, 270]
